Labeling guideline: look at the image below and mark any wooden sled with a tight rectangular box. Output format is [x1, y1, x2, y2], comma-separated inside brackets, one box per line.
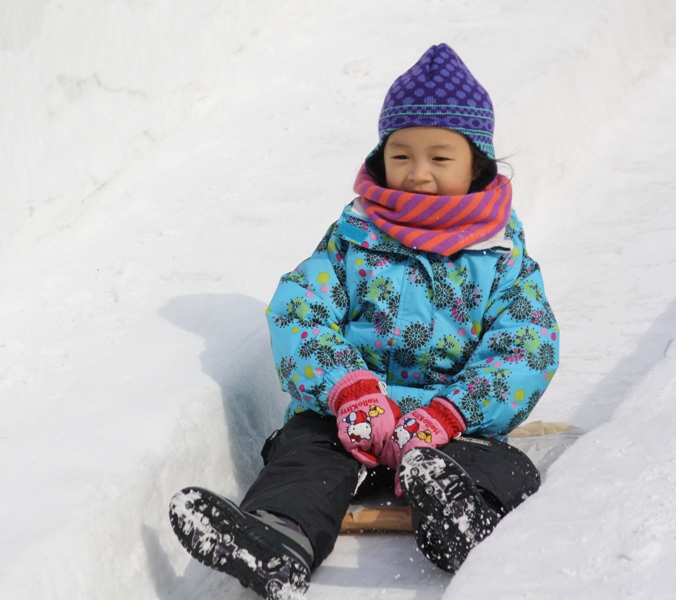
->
[340, 420, 583, 534]
[341, 502, 413, 533]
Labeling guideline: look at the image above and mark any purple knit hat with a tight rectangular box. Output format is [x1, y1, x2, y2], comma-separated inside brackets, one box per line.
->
[369, 44, 495, 160]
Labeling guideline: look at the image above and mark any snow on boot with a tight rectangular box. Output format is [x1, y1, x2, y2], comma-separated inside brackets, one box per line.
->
[398, 447, 499, 574]
[169, 487, 312, 599]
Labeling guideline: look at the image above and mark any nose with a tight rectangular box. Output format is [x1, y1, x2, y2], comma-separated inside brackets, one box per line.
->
[407, 162, 432, 184]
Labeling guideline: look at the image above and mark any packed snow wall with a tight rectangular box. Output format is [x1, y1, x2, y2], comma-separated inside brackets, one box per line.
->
[0, 0, 310, 269]
[494, 0, 676, 213]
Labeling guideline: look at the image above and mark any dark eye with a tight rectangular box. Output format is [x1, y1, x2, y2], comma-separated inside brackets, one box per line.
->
[391, 154, 409, 160]
[432, 156, 451, 162]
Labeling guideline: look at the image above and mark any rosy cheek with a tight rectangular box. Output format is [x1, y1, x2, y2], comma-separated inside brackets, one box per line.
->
[385, 172, 401, 191]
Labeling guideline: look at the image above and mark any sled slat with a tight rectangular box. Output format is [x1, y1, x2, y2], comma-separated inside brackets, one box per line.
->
[340, 506, 413, 533]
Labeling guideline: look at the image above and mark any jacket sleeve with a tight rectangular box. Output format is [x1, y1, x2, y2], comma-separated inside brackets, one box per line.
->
[266, 224, 368, 417]
[435, 215, 560, 437]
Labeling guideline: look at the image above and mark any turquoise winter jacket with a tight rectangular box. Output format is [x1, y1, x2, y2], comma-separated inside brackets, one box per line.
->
[266, 200, 559, 438]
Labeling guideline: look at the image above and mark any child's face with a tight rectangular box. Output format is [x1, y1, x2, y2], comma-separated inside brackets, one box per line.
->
[383, 127, 475, 196]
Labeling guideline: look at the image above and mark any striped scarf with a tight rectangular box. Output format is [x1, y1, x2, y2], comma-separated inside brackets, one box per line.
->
[354, 165, 512, 256]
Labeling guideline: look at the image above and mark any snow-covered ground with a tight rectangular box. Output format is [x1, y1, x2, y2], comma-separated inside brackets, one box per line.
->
[2, 1, 676, 598]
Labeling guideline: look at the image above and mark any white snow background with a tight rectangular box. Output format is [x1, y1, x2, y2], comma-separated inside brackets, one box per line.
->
[2, 0, 676, 598]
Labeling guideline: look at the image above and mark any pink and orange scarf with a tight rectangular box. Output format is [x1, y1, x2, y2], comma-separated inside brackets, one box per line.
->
[354, 165, 512, 256]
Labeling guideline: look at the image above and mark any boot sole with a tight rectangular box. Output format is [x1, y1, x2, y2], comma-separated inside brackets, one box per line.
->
[399, 447, 498, 573]
[169, 487, 310, 599]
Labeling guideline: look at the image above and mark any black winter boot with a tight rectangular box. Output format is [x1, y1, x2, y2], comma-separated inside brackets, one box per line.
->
[169, 487, 312, 599]
[398, 447, 499, 574]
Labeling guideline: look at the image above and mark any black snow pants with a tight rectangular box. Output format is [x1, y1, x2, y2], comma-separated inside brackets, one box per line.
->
[240, 411, 540, 569]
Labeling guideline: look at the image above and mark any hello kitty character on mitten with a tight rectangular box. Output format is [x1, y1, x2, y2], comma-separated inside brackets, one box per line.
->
[392, 416, 420, 449]
[344, 409, 372, 443]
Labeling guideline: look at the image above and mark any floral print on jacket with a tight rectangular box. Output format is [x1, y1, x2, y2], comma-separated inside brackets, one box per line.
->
[266, 201, 559, 438]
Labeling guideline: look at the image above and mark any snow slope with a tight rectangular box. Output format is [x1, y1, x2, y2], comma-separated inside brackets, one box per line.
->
[1, 1, 676, 598]
[0, 0, 316, 267]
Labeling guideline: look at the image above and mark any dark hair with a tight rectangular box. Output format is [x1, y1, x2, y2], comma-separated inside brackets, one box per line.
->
[365, 146, 388, 187]
[365, 132, 499, 193]
[468, 142, 497, 193]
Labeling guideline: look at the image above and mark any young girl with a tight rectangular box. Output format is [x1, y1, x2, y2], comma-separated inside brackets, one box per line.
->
[169, 43, 558, 599]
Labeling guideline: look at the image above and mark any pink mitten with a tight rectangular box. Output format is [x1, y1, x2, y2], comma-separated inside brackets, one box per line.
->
[328, 371, 402, 468]
[380, 399, 465, 496]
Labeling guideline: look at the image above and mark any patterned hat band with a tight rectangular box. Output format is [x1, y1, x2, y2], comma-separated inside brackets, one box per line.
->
[369, 44, 496, 161]
[379, 108, 495, 159]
